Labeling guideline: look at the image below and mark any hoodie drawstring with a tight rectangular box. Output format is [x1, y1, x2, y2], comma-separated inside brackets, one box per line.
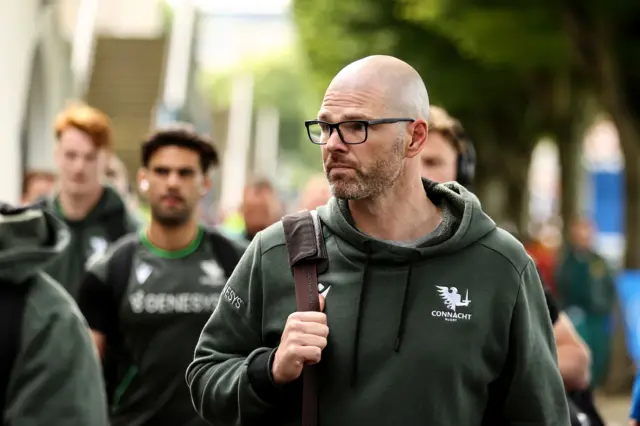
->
[350, 242, 372, 388]
[394, 263, 413, 352]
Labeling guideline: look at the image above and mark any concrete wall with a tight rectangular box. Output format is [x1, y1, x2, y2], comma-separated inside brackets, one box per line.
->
[0, 0, 41, 203]
[24, 6, 74, 173]
[0, 1, 74, 203]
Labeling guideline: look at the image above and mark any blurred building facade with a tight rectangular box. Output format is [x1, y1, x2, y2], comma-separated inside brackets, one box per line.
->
[0, 0, 209, 203]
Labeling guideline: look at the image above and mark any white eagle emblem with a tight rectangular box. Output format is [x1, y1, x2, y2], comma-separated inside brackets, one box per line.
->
[436, 286, 471, 312]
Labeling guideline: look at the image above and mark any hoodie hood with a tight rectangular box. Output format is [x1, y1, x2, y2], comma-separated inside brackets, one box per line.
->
[317, 179, 495, 263]
[0, 203, 69, 283]
[42, 185, 128, 225]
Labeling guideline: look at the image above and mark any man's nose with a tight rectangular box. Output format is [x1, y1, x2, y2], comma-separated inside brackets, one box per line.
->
[166, 172, 181, 187]
[71, 157, 87, 172]
[325, 129, 347, 153]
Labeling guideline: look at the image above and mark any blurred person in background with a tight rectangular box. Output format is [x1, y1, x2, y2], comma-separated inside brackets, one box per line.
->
[0, 203, 108, 426]
[105, 155, 130, 199]
[555, 216, 617, 388]
[298, 173, 331, 211]
[20, 170, 56, 205]
[41, 103, 139, 300]
[631, 373, 640, 426]
[524, 222, 558, 295]
[105, 154, 148, 224]
[240, 177, 282, 241]
[421, 106, 601, 425]
[419, 105, 475, 189]
[77, 125, 244, 426]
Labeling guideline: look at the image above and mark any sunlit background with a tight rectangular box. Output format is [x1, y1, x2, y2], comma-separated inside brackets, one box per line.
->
[1, 0, 639, 422]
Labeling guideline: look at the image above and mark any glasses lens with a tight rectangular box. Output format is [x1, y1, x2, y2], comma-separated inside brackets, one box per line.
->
[338, 121, 367, 144]
[307, 122, 328, 144]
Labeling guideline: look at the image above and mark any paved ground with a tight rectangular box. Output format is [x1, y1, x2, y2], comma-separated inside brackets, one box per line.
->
[596, 394, 630, 425]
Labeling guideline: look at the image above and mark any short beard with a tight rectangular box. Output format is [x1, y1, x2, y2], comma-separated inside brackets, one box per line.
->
[150, 207, 192, 228]
[328, 133, 404, 200]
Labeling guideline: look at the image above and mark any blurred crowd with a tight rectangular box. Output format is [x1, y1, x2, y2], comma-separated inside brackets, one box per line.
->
[0, 59, 630, 426]
[21, 102, 620, 390]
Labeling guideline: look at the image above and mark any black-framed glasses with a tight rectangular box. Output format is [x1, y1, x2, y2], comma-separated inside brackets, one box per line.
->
[305, 118, 416, 145]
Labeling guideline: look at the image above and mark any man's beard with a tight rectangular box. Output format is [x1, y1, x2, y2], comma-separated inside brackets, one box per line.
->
[150, 205, 193, 227]
[325, 136, 404, 200]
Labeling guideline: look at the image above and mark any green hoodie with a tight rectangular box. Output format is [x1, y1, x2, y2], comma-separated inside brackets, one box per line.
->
[42, 186, 139, 299]
[1, 206, 109, 425]
[187, 181, 570, 426]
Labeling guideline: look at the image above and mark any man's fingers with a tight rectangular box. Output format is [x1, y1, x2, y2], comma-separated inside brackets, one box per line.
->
[288, 311, 327, 324]
[287, 319, 329, 337]
[289, 332, 328, 349]
[297, 345, 322, 364]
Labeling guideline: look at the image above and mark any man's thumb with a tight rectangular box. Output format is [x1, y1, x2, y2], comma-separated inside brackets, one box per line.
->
[318, 294, 325, 312]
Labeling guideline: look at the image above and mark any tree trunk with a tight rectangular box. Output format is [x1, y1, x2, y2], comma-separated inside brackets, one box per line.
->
[620, 122, 640, 268]
[556, 131, 582, 232]
[503, 157, 531, 234]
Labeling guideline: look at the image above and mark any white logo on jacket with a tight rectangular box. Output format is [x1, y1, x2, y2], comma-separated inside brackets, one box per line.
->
[136, 262, 152, 284]
[432, 286, 472, 322]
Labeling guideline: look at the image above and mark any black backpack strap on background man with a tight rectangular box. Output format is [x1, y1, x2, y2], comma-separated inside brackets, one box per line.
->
[101, 208, 129, 243]
[107, 236, 138, 310]
[206, 230, 243, 279]
[282, 210, 328, 426]
[0, 279, 33, 419]
[103, 235, 137, 406]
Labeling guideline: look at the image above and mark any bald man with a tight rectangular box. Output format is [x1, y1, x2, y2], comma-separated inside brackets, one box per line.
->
[188, 55, 569, 426]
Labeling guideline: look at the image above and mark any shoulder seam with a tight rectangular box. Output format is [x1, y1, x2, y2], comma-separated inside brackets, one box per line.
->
[475, 241, 522, 273]
[262, 241, 285, 256]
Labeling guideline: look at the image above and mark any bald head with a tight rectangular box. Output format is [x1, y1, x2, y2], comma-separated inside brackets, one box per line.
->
[328, 55, 430, 120]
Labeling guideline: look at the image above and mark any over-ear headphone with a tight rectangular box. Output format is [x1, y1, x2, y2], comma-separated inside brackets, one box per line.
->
[455, 132, 476, 190]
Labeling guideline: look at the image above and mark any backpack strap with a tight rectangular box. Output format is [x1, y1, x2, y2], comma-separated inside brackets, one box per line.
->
[107, 236, 138, 313]
[206, 230, 243, 279]
[282, 210, 328, 426]
[0, 279, 32, 418]
[101, 209, 129, 243]
[103, 235, 137, 406]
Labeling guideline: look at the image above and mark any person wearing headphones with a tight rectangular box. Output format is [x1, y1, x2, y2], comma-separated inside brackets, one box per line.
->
[419, 106, 476, 189]
[76, 124, 245, 426]
[420, 106, 602, 426]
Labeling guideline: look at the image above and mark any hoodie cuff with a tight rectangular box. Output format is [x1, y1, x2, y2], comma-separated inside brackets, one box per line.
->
[247, 347, 291, 405]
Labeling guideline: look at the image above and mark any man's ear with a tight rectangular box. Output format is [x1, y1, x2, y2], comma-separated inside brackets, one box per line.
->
[200, 175, 212, 197]
[137, 169, 149, 193]
[406, 120, 428, 158]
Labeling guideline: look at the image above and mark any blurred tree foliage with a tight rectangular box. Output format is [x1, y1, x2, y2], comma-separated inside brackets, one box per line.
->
[293, 0, 557, 229]
[399, 0, 640, 269]
[294, 0, 640, 391]
[293, 0, 640, 239]
[200, 51, 323, 183]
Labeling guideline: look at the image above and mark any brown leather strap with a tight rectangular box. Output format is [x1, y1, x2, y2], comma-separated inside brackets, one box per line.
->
[293, 262, 320, 426]
[283, 210, 327, 426]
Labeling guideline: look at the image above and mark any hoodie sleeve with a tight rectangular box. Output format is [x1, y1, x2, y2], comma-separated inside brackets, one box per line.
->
[186, 233, 287, 426]
[497, 260, 571, 425]
[5, 279, 109, 426]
